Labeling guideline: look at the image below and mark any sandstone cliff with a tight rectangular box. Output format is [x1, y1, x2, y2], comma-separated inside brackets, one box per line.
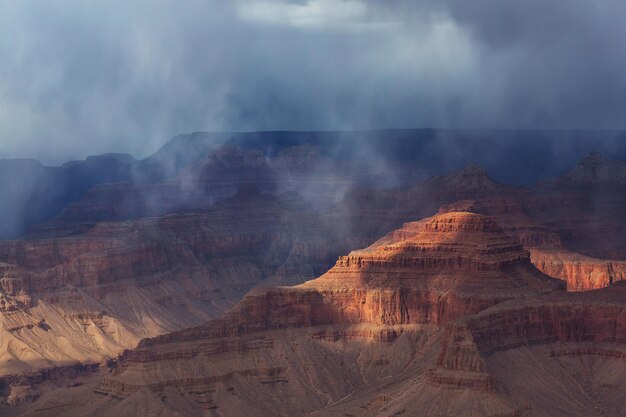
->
[8, 212, 569, 417]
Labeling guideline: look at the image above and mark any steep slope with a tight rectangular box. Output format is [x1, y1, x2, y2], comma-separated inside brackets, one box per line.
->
[8, 212, 565, 416]
[332, 156, 626, 292]
[425, 283, 626, 417]
[439, 198, 626, 291]
[4, 150, 626, 414]
[0, 186, 348, 383]
[472, 152, 626, 290]
[327, 164, 527, 246]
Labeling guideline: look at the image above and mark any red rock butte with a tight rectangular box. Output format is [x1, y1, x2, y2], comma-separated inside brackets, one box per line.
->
[306, 211, 563, 314]
[131, 212, 562, 349]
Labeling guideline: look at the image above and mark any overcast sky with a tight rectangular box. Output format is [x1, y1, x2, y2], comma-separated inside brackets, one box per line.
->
[1, 0, 626, 163]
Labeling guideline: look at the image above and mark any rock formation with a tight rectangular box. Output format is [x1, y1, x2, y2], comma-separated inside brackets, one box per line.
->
[0, 185, 350, 386]
[3, 150, 626, 416]
[438, 198, 626, 291]
[6, 212, 581, 417]
[332, 156, 626, 292]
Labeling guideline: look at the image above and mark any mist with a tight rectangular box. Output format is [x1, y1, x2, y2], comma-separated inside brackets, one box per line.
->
[2, 1, 626, 163]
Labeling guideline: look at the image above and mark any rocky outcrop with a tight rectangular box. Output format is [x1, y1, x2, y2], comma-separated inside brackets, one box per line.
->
[135, 212, 561, 347]
[0, 363, 100, 407]
[433, 284, 626, 397]
[325, 165, 529, 255]
[453, 291, 626, 357]
[530, 250, 626, 291]
[0, 186, 349, 382]
[327, 155, 626, 294]
[438, 195, 626, 291]
[7, 210, 626, 417]
[62, 213, 562, 415]
[423, 165, 514, 197]
[6, 154, 626, 416]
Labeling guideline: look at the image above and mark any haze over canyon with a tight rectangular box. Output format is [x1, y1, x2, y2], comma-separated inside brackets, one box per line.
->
[3, 1, 626, 416]
[0, 132, 626, 416]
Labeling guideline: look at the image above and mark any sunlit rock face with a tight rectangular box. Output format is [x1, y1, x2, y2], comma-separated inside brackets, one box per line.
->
[46, 212, 580, 417]
[438, 188, 626, 292]
[3, 150, 626, 416]
[134, 212, 561, 345]
[303, 212, 562, 324]
[342, 154, 626, 293]
[327, 154, 626, 294]
[40, 213, 620, 417]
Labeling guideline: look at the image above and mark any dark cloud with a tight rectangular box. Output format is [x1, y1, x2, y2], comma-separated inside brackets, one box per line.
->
[1, 1, 625, 163]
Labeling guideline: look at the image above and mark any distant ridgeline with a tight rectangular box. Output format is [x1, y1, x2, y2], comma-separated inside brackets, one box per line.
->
[1, 128, 626, 239]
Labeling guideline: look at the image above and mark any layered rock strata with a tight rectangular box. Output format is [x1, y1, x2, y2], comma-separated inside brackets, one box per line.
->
[7, 212, 626, 417]
[34, 212, 564, 417]
[0, 186, 346, 381]
[440, 197, 626, 291]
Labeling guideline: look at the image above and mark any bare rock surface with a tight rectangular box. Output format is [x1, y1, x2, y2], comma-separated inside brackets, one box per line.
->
[10, 212, 605, 417]
[3, 153, 626, 415]
[0, 186, 348, 382]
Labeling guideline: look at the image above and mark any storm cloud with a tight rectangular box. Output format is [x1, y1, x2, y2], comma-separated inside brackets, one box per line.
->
[1, 0, 625, 163]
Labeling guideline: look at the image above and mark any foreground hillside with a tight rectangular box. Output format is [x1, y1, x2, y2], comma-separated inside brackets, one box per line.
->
[8, 212, 626, 417]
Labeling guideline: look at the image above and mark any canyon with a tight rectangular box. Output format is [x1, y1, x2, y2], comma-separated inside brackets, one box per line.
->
[6, 211, 625, 416]
[0, 182, 352, 376]
[0, 136, 626, 416]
